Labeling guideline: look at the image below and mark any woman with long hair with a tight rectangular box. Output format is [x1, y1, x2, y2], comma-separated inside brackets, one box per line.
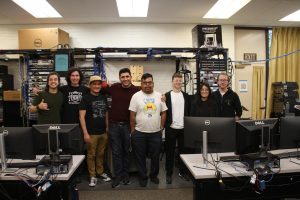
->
[190, 82, 218, 117]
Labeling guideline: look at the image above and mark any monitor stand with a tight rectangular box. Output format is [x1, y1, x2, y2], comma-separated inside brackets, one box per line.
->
[196, 131, 215, 170]
[240, 125, 280, 170]
[202, 131, 208, 166]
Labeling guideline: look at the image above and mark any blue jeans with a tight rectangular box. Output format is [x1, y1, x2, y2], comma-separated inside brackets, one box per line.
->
[109, 122, 131, 178]
[132, 130, 162, 179]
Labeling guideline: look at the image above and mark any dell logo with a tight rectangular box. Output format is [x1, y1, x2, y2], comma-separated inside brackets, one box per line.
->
[204, 120, 210, 126]
[255, 121, 265, 125]
[49, 126, 61, 130]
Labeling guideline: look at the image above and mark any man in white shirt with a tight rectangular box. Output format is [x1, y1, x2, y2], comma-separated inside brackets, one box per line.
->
[164, 73, 190, 184]
[129, 73, 167, 187]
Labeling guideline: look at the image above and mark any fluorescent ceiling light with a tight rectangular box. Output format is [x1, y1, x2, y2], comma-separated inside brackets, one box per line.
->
[280, 10, 300, 21]
[116, 0, 149, 17]
[12, 0, 62, 18]
[203, 0, 251, 19]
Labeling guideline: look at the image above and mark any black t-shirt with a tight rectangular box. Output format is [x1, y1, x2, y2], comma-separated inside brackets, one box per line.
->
[79, 93, 108, 135]
[60, 85, 89, 124]
[32, 91, 63, 124]
[190, 95, 218, 117]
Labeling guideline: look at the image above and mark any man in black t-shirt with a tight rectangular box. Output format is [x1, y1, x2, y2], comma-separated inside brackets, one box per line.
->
[79, 75, 111, 187]
[60, 68, 89, 124]
[29, 72, 63, 124]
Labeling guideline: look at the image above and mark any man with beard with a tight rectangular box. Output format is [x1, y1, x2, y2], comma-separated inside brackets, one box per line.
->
[129, 73, 167, 187]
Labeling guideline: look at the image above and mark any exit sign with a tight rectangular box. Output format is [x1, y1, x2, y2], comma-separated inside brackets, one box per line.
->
[243, 53, 257, 61]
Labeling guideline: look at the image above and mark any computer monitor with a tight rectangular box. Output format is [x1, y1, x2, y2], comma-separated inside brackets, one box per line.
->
[235, 118, 279, 155]
[184, 117, 236, 153]
[32, 124, 84, 155]
[280, 116, 300, 149]
[1, 127, 35, 160]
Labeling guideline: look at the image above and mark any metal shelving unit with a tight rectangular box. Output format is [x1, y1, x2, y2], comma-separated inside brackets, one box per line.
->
[196, 48, 229, 92]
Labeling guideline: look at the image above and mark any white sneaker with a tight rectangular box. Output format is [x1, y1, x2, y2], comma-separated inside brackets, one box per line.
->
[89, 177, 97, 187]
[99, 173, 111, 182]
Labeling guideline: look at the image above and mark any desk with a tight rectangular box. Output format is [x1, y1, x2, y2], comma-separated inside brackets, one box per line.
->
[181, 149, 300, 200]
[0, 155, 85, 200]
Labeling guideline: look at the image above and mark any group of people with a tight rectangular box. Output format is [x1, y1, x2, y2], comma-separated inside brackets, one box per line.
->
[164, 72, 242, 184]
[29, 67, 242, 188]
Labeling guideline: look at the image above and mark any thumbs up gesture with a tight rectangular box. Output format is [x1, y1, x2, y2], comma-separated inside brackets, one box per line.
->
[38, 99, 49, 110]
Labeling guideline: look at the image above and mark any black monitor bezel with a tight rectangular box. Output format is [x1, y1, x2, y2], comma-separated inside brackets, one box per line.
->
[280, 116, 300, 149]
[2, 127, 36, 160]
[184, 117, 236, 153]
[32, 124, 84, 155]
[235, 118, 279, 155]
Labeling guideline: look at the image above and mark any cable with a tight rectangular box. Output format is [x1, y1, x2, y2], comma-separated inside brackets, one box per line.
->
[192, 165, 216, 171]
[231, 48, 300, 64]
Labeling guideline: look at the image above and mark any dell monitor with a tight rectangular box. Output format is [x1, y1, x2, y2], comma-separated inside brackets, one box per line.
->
[235, 118, 279, 155]
[280, 116, 300, 149]
[184, 117, 236, 153]
[32, 124, 84, 155]
[1, 127, 35, 160]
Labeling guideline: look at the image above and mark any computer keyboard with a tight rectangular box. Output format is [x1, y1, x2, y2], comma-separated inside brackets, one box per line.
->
[7, 161, 40, 168]
[275, 151, 300, 159]
[219, 155, 240, 162]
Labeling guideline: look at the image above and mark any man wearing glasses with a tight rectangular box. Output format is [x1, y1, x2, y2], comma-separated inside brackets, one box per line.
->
[212, 72, 242, 120]
[129, 73, 167, 187]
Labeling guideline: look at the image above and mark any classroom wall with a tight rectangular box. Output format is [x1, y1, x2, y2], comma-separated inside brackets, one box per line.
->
[234, 29, 266, 119]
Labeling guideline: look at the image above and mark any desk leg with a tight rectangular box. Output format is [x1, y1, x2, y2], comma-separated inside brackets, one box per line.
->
[61, 183, 79, 200]
[61, 172, 80, 200]
[193, 179, 203, 200]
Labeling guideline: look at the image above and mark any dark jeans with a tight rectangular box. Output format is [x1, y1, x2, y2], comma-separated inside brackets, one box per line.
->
[165, 127, 185, 176]
[109, 122, 131, 178]
[132, 130, 162, 179]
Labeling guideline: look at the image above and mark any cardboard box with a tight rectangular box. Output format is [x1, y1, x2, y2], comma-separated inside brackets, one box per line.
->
[130, 65, 144, 81]
[192, 25, 222, 48]
[18, 28, 69, 49]
[3, 90, 21, 101]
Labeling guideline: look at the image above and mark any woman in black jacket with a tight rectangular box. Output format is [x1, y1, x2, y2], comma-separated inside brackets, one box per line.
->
[190, 83, 218, 117]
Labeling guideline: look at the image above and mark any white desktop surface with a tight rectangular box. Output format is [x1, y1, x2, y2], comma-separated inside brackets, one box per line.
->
[0, 155, 85, 181]
[180, 149, 300, 180]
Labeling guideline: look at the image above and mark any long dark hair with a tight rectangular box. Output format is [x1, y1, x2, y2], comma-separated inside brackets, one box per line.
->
[66, 68, 84, 85]
[199, 83, 212, 98]
[45, 72, 60, 92]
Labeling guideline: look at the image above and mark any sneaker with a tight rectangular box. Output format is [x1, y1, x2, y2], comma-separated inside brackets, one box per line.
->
[178, 172, 190, 181]
[166, 175, 172, 184]
[89, 177, 97, 187]
[99, 173, 111, 182]
[112, 177, 121, 188]
[150, 176, 159, 184]
[122, 175, 131, 185]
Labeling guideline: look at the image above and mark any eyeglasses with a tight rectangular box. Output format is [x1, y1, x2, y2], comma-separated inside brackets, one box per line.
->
[142, 81, 153, 85]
